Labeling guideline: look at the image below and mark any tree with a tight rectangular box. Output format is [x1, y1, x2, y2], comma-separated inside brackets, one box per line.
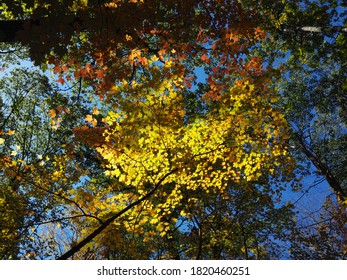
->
[239, 0, 347, 197]
[55, 62, 295, 259]
[243, 0, 347, 258]
[0, 65, 99, 259]
[0, 67, 58, 258]
[290, 196, 347, 259]
[0, 0, 297, 260]
[2, 0, 344, 260]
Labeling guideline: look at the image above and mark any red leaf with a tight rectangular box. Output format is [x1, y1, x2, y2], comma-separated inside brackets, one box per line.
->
[53, 65, 61, 73]
[57, 77, 65, 85]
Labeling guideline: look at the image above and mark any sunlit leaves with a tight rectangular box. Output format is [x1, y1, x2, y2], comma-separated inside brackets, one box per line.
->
[93, 60, 294, 238]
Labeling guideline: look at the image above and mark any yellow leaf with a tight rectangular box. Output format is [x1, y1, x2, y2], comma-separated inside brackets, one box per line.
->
[113, 168, 121, 177]
[0, 138, 5, 145]
[125, 34, 133, 41]
[119, 174, 126, 182]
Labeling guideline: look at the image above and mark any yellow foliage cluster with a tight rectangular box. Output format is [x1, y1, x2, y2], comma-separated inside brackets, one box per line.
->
[93, 65, 293, 237]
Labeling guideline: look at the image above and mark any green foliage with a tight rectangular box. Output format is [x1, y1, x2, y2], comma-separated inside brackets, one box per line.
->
[250, 0, 347, 258]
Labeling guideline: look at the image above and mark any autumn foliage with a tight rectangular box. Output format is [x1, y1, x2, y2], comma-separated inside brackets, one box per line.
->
[0, 0, 346, 259]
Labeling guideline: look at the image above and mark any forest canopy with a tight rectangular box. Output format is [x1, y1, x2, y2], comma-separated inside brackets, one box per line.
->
[0, 0, 346, 259]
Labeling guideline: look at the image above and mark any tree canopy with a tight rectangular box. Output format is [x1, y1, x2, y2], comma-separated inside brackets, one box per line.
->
[0, 0, 346, 259]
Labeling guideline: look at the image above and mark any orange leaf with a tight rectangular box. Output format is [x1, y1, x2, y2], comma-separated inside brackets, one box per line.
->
[74, 71, 81, 79]
[56, 106, 63, 113]
[92, 108, 100, 115]
[95, 69, 104, 80]
[85, 115, 94, 123]
[49, 109, 57, 118]
[7, 130, 15, 135]
[57, 77, 65, 85]
[201, 54, 210, 63]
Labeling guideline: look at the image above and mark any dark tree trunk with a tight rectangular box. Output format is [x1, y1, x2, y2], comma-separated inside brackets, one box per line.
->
[295, 134, 347, 201]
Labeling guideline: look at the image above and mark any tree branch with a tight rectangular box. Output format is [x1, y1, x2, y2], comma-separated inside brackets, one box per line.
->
[294, 133, 347, 201]
[56, 168, 178, 260]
